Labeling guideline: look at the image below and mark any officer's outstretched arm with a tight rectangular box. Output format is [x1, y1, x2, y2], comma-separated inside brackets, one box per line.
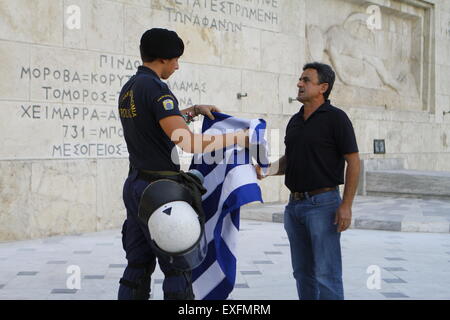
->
[159, 115, 249, 154]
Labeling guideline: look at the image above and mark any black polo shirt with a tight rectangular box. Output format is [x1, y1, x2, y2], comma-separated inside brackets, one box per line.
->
[284, 100, 358, 193]
[118, 66, 182, 171]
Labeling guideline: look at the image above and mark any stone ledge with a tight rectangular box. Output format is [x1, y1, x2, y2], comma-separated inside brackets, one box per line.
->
[354, 219, 402, 232]
[240, 202, 450, 234]
[366, 170, 450, 198]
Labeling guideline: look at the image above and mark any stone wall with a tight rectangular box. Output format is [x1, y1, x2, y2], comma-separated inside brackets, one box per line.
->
[0, 0, 449, 240]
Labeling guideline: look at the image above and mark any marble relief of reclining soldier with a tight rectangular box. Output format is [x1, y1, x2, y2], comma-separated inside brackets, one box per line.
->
[307, 12, 419, 96]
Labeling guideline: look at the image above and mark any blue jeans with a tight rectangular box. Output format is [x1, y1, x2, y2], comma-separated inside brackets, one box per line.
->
[284, 190, 344, 300]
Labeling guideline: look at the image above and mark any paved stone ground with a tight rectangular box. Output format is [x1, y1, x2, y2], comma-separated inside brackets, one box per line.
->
[0, 217, 449, 300]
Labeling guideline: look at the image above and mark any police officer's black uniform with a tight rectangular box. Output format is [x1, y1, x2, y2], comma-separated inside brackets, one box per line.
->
[117, 29, 194, 300]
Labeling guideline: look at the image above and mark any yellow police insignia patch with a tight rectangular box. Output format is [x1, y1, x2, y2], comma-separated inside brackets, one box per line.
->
[162, 99, 174, 110]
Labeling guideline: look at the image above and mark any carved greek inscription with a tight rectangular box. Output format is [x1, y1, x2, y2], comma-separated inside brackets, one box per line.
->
[162, 0, 279, 32]
[16, 54, 136, 159]
[16, 53, 211, 159]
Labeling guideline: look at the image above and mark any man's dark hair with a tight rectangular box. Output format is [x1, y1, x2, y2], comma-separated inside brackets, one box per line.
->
[303, 62, 335, 100]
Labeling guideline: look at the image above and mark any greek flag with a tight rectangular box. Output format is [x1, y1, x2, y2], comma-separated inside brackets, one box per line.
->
[190, 112, 268, 300]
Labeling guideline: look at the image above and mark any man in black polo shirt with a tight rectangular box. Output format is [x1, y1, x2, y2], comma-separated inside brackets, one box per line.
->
[256, 62, 360, 300]
[117, 28, 249, 300]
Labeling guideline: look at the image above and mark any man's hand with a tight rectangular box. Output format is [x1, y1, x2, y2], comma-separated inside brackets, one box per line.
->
[194, 105, 221, 120]
[335, 203, 352, 232]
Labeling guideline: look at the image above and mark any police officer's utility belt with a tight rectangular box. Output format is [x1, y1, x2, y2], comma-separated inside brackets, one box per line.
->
[136, 168, 179, 182]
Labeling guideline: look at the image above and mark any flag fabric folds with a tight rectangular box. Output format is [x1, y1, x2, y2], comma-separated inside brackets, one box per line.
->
[190, 112, 268, 300]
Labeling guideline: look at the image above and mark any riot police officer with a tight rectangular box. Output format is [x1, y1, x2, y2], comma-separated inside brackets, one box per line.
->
[117, 28, 248, 300]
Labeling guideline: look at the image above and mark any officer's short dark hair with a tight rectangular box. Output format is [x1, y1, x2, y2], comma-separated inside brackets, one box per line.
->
[140, 28, 184, 62]
[303, 62, 335, 100]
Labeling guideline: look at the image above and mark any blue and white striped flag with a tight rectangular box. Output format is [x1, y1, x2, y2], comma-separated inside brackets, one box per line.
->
[190, 112, 268, 300]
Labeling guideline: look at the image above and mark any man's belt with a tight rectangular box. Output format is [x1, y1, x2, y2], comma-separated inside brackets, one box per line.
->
[290, 187, 338, 201]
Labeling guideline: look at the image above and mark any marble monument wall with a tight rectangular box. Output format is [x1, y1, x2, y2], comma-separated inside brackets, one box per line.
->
[0, 0, 449, 240]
